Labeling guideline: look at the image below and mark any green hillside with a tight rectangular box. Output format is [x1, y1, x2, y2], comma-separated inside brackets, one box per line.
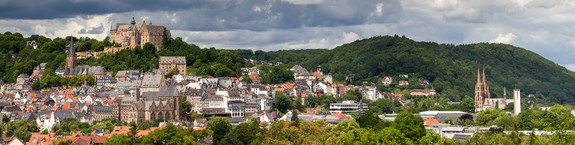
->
[0, 32, 248, 88]
[234, 35, 575, 105]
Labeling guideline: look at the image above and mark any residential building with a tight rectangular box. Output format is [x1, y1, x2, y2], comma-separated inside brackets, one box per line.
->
[329, 100, 368, 114]
[159, 56, 186, 75]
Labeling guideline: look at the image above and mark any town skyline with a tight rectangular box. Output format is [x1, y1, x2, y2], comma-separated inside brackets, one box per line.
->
[2, 0, 575, 71]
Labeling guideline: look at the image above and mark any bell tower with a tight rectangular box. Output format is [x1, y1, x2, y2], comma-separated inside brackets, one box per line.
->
[65, 37, 77, 74]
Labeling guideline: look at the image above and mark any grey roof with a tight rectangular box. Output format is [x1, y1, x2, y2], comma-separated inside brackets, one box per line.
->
[142, 92, 159, 101]
[442, 127, 465, 132]
[291, 65, 309, 75]
[17, 112, 35, 121]
[54, 110, 80, 121]
[144, 25, 168, 36]
[185, 89, 206, 96]
[206, 95, 223, 101]
[435, 113, 475, 123]
[452, 134, 472, 141]
[65, 65, 106, 76]
[228, 117, 249, 123]
[92, 106, 113, 114]
[17, 74, 29, 78]
[141, 74, 163, 88]
[158, 83, 181, 97]
[159, 56, 186, 64]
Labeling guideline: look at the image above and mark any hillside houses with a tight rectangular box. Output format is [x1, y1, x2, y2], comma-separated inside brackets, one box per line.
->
[0, 60, 443, 144]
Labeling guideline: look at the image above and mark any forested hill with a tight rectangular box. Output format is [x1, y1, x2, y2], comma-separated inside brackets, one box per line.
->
[233, 35, 575, 105]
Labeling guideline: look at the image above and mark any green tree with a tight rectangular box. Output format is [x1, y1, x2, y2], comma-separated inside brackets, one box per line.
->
[273, 93, 293, 114]
[207, 117, 232, 145]
[375, 127, 414, 145]
[13, 126, 31, 142]
[182, 96, 193, 114]
[165, 67, 179, 77]
[104, 134, 131, 145]
[140, 123, 195, 145]
[356, 110, 387, 131]
[343, 89, 363, 101]
[393, 112, 425, 142]
[461, 96, 475, 113]
[138, 120, 152, 130]
[476, 108, 506, 126]
[220, 132, 244, 145]
[369, 98, 395, 114]
[241, 77, 252, 83]
[294, 96, 305, 112]
[291, 111, 300, 127]
[233, 122, 256, 145]
[153, 118, 164, 127]
[419, 130, 440, 145]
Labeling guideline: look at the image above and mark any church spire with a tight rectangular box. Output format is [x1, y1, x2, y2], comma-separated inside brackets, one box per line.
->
[482, 66, 486, 85]
[68, 36, 75, 56]
[477, 67, 481, 84]
[131, 17, 136, 25]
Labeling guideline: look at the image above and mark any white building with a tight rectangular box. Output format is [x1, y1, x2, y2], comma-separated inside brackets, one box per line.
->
[329, 100, 368, 114]
[514, 89, 521, 116]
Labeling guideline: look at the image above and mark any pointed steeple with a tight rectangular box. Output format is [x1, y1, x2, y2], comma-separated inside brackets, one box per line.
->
[68, 37, 75, 56]
[482, 66, 486, 85]
[477, 67, 481, 84]
[131, 17, 136, 25]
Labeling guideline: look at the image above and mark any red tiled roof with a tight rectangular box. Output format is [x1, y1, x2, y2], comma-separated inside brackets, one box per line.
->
[425, 118, 440, 126]
[311, 71, 322, 76]
[93, 136, 108, 144]
[331, 113, 350, 119]
[110, 126, 132, 135]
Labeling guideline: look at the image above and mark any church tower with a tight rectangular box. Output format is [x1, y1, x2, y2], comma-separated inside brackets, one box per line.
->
[474, 67, 490, 108]
[65, 37, 77, 74]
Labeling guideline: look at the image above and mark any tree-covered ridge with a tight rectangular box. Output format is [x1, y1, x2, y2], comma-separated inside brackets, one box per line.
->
[0, 32, 249, 85]
[234, 35, 575, 105]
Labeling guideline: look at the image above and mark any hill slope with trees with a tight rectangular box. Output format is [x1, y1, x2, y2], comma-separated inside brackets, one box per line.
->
[0, 32, 249, 90]
[233, 35, 575, 105]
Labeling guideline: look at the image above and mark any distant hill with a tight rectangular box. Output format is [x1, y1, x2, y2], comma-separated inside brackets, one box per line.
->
[233, 35, 575, 105]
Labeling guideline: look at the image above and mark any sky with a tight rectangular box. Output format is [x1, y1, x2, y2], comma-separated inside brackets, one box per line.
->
[1, 0, 575, 71]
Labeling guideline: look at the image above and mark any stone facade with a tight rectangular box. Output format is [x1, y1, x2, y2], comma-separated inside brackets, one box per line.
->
[112, 83, 182, 124]
[159, 56, 186, 75]
[474, 68, 490, 108]
[110, 17, 171, 51]
[65, 37, 77, 74]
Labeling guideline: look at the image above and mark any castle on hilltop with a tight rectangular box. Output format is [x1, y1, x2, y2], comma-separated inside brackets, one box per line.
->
[109, 17, 171, 51]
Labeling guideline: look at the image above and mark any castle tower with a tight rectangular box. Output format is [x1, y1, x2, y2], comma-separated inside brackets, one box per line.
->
[65, 37, 77, 74]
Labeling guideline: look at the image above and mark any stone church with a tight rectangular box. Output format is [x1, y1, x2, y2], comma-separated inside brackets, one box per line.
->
[112, 82, 182, 124]
[474, 68, 490, 108]
[109, 17, 171, 51]
[475, 67, 514, 111]
[59, 37, 106, 78]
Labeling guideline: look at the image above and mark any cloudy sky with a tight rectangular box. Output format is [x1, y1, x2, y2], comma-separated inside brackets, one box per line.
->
[2, 0, 575, 70]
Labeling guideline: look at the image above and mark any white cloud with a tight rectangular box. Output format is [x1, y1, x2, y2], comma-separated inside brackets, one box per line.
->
[340, 32, 361, 44]
[0, 14, 112, 40]
[280, 0, 324, 5]
[561, 64, 575, 72]
[375, 3, 384, 16]
[253, 6, 262, 12]
[489, 33, 517, 44]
